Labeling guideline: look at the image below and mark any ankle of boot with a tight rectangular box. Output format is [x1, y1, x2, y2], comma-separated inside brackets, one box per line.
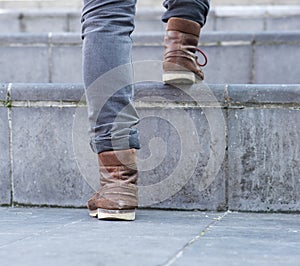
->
[166, 17, 201, 37]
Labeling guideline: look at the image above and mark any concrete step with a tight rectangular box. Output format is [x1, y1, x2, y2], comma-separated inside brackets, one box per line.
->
[0, 31, 299, 84]
[1, 6, 299, 33]
[0, 0, 299, 9]
[1, 82, 300, 211]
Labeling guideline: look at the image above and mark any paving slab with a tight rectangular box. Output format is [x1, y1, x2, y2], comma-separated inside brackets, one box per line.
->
[172, 212, 300, 266]
[0, 208, 299, 266]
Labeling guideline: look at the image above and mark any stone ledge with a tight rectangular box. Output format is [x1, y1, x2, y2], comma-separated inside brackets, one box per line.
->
[0, 84, 8, 101]
[1, 31, 300, 46]
[1, 83, 299, 211]
[9, 83, 83, 101]
[228, 84, 300, 105]
[2, 83, 300, 106]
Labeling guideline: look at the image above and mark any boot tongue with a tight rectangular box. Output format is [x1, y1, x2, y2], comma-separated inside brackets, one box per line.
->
[166, 17, 201, 37]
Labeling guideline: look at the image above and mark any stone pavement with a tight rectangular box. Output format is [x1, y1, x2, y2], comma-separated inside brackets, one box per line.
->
[0, 208, 299, 266]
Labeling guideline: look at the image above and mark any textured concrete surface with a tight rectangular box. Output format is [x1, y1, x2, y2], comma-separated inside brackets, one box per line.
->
[0, 0, 299, 9]
[0, 83, 299, 211]
[0, 108, 10, 205]
[1, 32, 299, 84]
[1, 6, 300, 33]
[0, 208, 299, 266]
[11, 107, 93, 206]
[0, 46, 49, 83]
[136, 108, 226, 210]
[228, 109, 300, 211]
[227, 84, 300, 211]
[254, 44, 300, 84]
[0, 84, 10, 204]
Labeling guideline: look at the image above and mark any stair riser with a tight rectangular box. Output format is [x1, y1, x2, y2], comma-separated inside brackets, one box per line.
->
[0, 32, 299, 84]
[1, 7, 300, 33]
[0, 83, 300, 211]
[0, 0, 299, 8]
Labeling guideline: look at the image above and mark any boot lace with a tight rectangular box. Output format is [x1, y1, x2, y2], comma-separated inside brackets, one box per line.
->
[195, 47, 208, 67]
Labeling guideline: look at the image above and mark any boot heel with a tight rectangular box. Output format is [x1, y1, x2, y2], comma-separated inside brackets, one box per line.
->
[97, 209, 136, 221]
[89, 209, 98, 218]
[163, 71, 196, 84]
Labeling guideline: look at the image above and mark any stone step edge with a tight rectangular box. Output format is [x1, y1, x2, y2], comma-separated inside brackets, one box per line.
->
[1, 31, 300, 46]
[1, 83, 300, 106]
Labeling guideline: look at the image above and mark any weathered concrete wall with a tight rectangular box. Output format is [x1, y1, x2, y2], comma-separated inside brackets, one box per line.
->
[0, 32, 299, 84]
[0, 83, 299, 211]
[1, 6, 300, 33]
[0, 0, 298, 9]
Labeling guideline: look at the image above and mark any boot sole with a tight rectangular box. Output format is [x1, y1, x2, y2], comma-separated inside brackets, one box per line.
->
[89, 209, 98, 218]
[98, 209, 135, 221]
[163, 71, 196, 84]
[89, 209, 136, 221]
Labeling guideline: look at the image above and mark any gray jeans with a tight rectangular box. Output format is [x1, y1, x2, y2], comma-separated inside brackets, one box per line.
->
[81, 0, 210, 154]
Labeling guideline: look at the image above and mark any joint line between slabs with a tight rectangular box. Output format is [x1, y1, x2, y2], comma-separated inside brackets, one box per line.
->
[162, 211, 230, 266]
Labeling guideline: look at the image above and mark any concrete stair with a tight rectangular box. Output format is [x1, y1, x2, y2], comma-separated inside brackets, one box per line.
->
[0, 3, 299, 212]
[0, 31, 299, 84]
[0, 0, 299, 9]
[0, 6, 300, 33]
[1, 83, 300, 211]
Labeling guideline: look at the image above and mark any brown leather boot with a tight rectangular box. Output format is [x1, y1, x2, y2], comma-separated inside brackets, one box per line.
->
[87, 149, 138, 221]
[163, 17, 207, 84]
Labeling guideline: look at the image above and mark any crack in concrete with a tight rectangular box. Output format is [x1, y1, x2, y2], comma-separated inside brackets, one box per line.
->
[162, 211, 230, 266]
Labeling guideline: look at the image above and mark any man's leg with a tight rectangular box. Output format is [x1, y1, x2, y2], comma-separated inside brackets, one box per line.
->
[162, 0, 210, 84]
[81, 0, 140, 221]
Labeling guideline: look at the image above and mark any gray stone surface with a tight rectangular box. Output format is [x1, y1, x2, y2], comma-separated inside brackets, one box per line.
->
[266, 16, 300, 31]
[0, 83, 299, 210]
[10, 83, 84, 102]
[0, 84, 7, 101]
[215, 17, 264, 31]
[11, 107, 93, 206]
[204, 45, 252, 84]
[228, 109, 300, 211]
[228, 84, 300, 104]
[0, 0, 299, 9]
[172, 212, 300, 266]
[1, 6, 300, 33]
[0, 33, 49, 44]
[136, 107, 226, 210]
[0, 208, 221, 266]
[135, 83, 226, 209]
[0, 109, 10, 205]
[19, 13, 68, 33]
[0, 46, 49, 83]
[254, 44, 300, 84]
[68, 13, 81, 32]
[51, 46, 83, 83]
[0, 208, 299, 266]
[134, 83, 226, 104]
[0, 32, 299, 83]
[0, 12, 19, 33]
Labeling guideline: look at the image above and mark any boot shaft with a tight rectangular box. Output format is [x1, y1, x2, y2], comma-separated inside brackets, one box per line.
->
[87, 149, 138, 212]
[99, 149, 138, 185]
[163, 17, 206, 82]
